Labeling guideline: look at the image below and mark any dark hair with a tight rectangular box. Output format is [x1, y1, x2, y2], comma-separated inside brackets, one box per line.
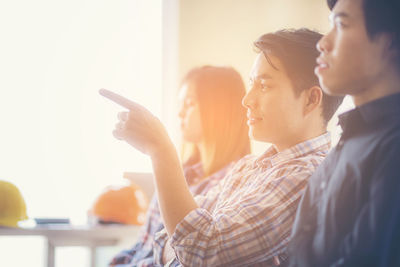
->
[254, 28, 344, 124]
[328, 0, 400, 70]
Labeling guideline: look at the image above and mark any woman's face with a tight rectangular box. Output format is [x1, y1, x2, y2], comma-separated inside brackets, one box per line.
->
[178, 82, 203, 143]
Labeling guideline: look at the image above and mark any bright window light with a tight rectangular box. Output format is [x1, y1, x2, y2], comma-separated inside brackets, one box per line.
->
[0, 0, 162, 222]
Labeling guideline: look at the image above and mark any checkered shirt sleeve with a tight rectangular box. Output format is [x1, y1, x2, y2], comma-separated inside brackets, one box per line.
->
[109, 162, 232, 267]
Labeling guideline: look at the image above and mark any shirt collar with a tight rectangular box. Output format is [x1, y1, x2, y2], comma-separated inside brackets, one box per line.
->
[255, 132, 331, 168]
[339, 92, 400, 130]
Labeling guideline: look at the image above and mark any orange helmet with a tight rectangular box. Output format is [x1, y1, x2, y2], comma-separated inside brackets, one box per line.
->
[91, 183, 148, 225]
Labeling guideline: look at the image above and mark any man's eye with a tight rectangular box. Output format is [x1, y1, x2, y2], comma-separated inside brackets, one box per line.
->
[260, 83, 272, 91]
[186, 99, 196, 107]
[334, 19, 347, 29]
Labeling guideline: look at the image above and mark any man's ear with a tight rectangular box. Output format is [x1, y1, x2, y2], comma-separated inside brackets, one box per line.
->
[303, 86, 323, 116]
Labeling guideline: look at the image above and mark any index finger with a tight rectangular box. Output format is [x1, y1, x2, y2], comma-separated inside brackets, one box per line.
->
[99, 88, 139, 110]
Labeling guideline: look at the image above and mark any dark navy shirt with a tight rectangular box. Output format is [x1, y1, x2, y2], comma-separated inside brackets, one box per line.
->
[288, 93, 400, 267]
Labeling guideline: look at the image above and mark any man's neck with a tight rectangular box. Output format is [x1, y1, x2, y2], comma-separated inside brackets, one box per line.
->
[352, 67, 400, 107]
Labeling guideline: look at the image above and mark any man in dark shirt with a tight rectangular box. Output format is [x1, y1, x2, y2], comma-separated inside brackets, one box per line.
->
[288, 0, 400, 266]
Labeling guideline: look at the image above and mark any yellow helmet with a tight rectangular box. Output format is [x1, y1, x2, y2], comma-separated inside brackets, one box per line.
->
[0, 180, 28, 227]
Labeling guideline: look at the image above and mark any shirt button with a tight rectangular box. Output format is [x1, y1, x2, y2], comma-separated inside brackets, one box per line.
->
[320, 181, 326, 190]
[333, 257, 345, 266]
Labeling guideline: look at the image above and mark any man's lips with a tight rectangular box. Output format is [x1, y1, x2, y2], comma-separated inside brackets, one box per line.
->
[315, 57, 329, 74]
[180, 120, 186, 129]
[247, 115, 262, 125]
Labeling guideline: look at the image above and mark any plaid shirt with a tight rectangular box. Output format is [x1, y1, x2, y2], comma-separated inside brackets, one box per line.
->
[109, 162, 232, 267]
[153, 133, 331, 267]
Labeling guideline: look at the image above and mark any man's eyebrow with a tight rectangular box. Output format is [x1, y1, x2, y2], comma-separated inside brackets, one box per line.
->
[251, 74, 273, 80]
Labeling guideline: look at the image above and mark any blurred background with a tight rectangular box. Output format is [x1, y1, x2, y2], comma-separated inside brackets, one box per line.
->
[0, 0, 353, 266]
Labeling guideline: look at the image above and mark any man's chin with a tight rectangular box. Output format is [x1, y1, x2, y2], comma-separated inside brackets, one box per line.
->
[249, 129, 268, 142]
[321, 80, 347, 97]
[248, 129, 259, 141]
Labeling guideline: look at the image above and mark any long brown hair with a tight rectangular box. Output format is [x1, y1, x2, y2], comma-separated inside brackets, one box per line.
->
[181, 66, 251, 177]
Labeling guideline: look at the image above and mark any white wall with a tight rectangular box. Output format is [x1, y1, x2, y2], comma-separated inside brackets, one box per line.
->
[178, 0, 330, 79]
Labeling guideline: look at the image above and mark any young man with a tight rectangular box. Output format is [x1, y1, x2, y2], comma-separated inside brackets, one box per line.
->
[288, 0, 400, 266]
[106, 29, 343, 266]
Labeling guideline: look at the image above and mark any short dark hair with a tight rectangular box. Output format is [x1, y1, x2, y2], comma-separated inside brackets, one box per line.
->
[254, 28, 344, 124]
[328, 0, 400, 70]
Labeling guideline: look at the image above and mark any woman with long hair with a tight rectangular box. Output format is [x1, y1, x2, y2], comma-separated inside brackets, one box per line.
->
[109, 65, 250, 266]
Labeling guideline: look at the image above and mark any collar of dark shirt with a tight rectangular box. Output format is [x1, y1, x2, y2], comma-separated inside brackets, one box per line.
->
[254, 132, 331, 168]
[338, 92, 400, 134]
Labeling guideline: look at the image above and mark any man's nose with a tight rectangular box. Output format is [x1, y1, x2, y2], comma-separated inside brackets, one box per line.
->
[242, 88, 255, 109]
[316, 31, 332, 53]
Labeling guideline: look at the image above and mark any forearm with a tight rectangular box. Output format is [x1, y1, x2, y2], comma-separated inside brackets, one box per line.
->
[150, 142, 198, 236]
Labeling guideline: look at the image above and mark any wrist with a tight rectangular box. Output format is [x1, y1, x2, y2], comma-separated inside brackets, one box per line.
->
[149, 139, 176, 160]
